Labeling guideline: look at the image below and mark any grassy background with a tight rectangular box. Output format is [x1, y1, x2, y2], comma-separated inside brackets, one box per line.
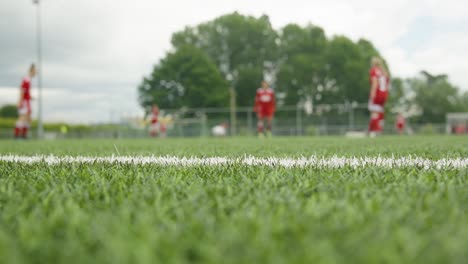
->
[0, 136, 467, 264]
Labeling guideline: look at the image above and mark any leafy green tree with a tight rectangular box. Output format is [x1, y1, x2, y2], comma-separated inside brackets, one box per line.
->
[390, 71, 467, 123]
[387, 77, 409, 115]
[324, 36, 371, 104]
[388, 77, 405, 105]
[356, 39, 385, 69]
[171, 12, 278, 106]
[234, 66, 264, 106]
[276, 28, 385, 108]
[459, 91, 468, 112]
[410, 72, 464, 123]
[0, 104, 18, 118]
[276, 24, 327, 106]
[138, 46, 229, 110]
[139, 12, 390, 111]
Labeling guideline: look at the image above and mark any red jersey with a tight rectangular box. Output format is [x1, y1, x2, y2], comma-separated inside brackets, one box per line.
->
[370, 66, 389, 105]
[21, 76, 32, 101]
[254, 88, 276, 112]
[151, 115, 158, 124]
[396, 115, 405, 129]
[151, 106, 159, 124]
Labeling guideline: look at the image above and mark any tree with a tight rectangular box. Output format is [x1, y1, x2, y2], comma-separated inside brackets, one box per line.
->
[387, 77, 409, 114]
[410, 72, 464, 123]
[276, 24, 327, 106]
[234, 66, 264, 107]
[356, 39, 385, 69]
[0, 104, 18, 118]
[391, 71, 467, 123]
[459, 91, 468, 112]
[139, 12, 389, 111]
[276, 30, 386, 108]
[138, 46, 229, 110]
[324, 36, 377, 104]
[171, 12, 278, 106]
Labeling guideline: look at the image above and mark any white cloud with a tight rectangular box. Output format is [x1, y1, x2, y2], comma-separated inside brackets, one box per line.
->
[0, 0, 467, 123]
[0, 86, 141, 124]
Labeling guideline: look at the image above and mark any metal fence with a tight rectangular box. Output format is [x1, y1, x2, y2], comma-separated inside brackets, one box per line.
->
[156, 105, 449, 137]
[157, 104, 369, 137]
[0, 104, 452, 139]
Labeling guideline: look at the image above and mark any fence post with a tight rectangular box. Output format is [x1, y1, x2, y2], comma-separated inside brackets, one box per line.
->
[296, 106, 303, 136]
[348, 102, 354, 131]
[177, 115, 183, 137]
[323, 117, 328, 135]
[247, 109, 253, 136]
[229, 88, 236, 136]
[201, 111, 207, 137]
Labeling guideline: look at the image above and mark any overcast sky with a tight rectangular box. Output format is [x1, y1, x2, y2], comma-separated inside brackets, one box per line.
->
[0, 0, 467, 123]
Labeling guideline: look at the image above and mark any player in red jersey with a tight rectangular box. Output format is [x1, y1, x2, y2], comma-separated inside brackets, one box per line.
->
[368, 57, 390, 137]
[14, 64, 36, 139]
[149, 104, 159, 137]
[395, 113, 405, 135]
[254, 81, 276, 137]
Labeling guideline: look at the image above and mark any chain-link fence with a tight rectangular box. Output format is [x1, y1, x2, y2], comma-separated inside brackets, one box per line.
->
[157, 104, 448, 137]
[0, 104, 451, 139]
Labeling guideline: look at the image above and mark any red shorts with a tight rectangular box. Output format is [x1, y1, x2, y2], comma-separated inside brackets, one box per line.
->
[373, 91, 388, 106]
[256, 107, 274, 119]
[18, 100, 31, 115]
[396, 123, 404, 130]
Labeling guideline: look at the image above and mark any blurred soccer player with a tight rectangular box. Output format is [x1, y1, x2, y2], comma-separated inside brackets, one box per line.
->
[395, 113, 405, 135]
[159, 114, 173, 138]
[149, 104, 159, 137]
[368, 57, 390, 137]
[14, 64, 36, 139]
[254, 81, 276, 138]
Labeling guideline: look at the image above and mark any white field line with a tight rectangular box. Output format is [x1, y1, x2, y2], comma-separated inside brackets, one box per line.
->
[0, 155, 467, 170]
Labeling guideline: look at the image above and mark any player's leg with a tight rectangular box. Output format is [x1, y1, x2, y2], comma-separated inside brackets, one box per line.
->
[160, 124, 167, 138]
[14, 118, 23, 139]
[257, 113, 265, 137]
[377, 112, 385, 133]
[14, 102, 27, 139]
[368, 112, 380, 136]
[21, 121, 29, 138]
[265, 115, 273, 137]
[150, 123, 159, 138]
[368, 103, 384, 137]
[22, 101, 32, 138]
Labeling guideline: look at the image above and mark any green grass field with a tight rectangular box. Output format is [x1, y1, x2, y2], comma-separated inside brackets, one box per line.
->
[1, 136, 467, 157]
[0, 136, 467, 264]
